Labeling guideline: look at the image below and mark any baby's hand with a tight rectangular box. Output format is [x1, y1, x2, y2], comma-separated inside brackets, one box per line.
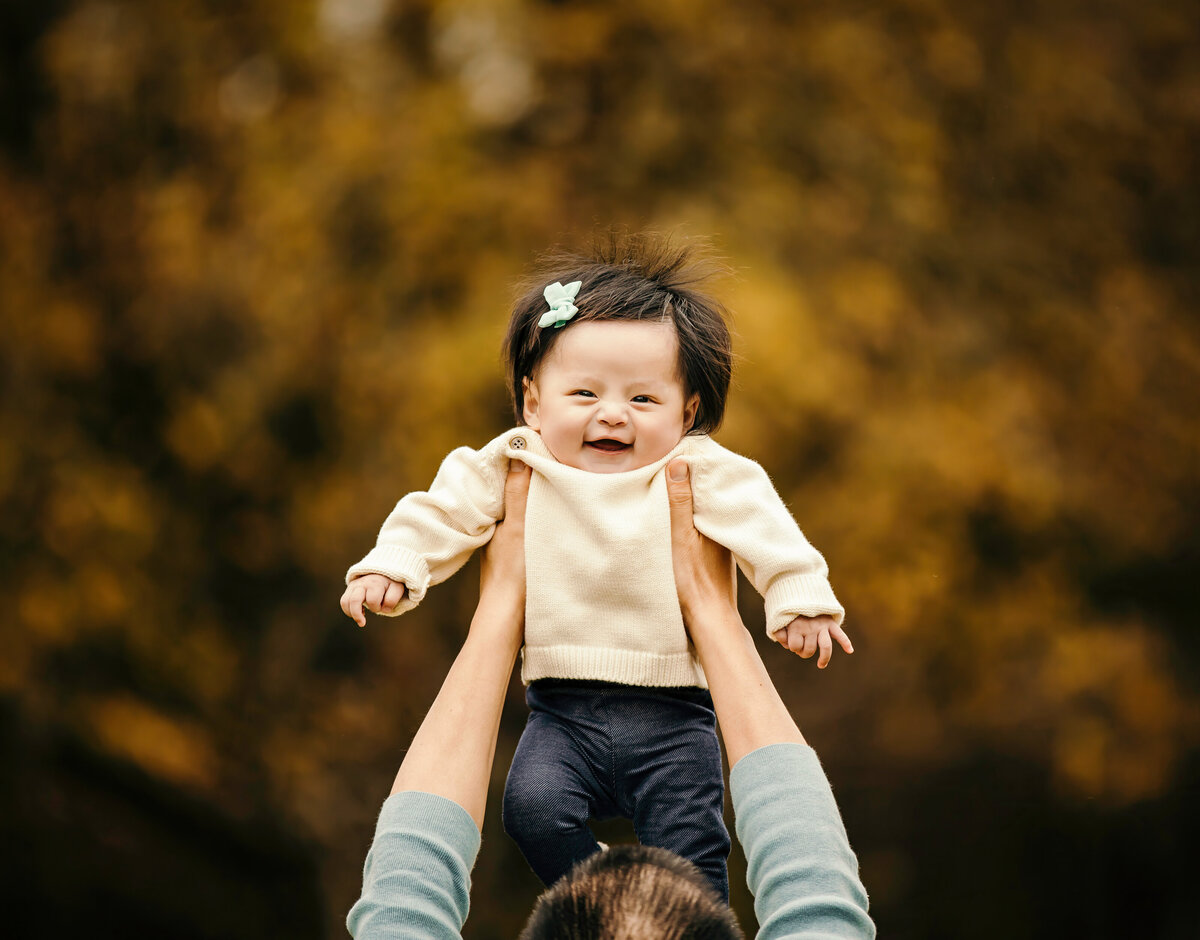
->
[340, 574, 407, 627]
[773, 615, 853, 669]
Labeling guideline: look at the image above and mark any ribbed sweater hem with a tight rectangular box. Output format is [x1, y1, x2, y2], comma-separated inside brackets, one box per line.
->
[521, 644, 707, 689]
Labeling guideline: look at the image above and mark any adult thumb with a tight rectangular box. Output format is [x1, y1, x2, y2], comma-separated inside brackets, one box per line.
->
[503, 460, 532, 519]
[666, 459, 693, 521]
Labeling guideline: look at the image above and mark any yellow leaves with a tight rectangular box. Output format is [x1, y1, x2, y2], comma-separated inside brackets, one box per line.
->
[291, 468, 374, 576]
[78, 562, 134, 622]
[165, 395, 228, 471]
[829, 261, 907, 343]
[218, 54, 282, 125]
[1053, 715, 1110, 799]
[162, 625, 240, 708]
[1006, 28, 1138, 132]
[924, 27, 983, 89]
[854, 537, 952, 640]
[725, 167, 813, 250]
[933, 604, 1193, 806]
[807, 19, 894, 86]
[40, 2, 146, 107]
[525, 4, 614, 63]
[725, 262, 861, 422]
[434, 2, 537, 126]
[1093, 267, 1164, 395]
[37, 299, 102, 377]
[83, 695, 217, 789]
[1033, 266, 1200, 552]
[141, 178, 209, 290]
[43, 462, 159, 561]
[17, 570, 76, 645]
[1046, 628, 1136, 702]
[1044, 624, 1187, 804]
[803, 179, 870, 244]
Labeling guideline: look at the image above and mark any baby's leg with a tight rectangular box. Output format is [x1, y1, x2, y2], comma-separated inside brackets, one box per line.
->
[620, 687, 731, 902]
[503, 683, 615, 887]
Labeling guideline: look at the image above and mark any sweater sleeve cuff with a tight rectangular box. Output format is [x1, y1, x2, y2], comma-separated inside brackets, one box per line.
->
[345, 545, 432, 615]
[730, 741, 823, 797]
[374, 790, 482, 860]
[348, 791, 481, 938]
[764, 574, 845, 631]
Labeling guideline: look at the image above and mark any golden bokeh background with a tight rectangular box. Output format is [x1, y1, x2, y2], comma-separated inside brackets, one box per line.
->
[1, 1, 1197, 937]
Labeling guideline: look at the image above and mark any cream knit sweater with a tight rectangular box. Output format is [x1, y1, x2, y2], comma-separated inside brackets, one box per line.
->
[346, 428, 843, 688]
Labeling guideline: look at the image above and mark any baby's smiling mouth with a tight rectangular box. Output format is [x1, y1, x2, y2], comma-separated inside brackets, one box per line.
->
[586, 439, 631, 453]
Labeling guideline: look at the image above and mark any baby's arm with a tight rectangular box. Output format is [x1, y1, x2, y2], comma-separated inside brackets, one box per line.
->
[343, 439, 509, 622]
[687, 442, 850, 663]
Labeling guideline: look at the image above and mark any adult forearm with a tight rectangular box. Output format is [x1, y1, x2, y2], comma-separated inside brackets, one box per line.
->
[691, 608, 806, 767]
[389, 605, 522, 829]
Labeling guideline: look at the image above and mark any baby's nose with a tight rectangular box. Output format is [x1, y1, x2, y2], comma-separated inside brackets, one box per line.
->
[597, 401, 628, 424]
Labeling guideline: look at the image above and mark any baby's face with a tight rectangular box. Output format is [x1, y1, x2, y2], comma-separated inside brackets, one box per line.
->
[523, 320, 699, 474]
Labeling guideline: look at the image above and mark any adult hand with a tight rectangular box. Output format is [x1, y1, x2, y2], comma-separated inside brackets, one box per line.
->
[666, 457, 807, 764]
[475, 460, 531, 638]
[665, 459, 737, 631]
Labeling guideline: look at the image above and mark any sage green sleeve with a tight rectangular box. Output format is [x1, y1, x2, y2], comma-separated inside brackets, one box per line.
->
[731, 743, 875, 939]
[347, 791, 481, 940]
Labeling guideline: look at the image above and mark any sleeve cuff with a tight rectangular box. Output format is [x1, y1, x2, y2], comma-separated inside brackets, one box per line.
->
[730, 741, 822, 794]
[764, 574, 845, 631]
[374, 790, 482, 859]
[346, 545, 432, 615]
[350, 791, 481, 937]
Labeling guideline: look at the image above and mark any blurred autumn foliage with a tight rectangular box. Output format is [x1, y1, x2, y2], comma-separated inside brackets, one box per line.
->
[2, 1, 1198, 937]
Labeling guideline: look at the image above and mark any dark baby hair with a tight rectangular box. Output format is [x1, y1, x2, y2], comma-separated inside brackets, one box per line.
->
[519, 843, 743, 940]
[502, 231, 733, 435]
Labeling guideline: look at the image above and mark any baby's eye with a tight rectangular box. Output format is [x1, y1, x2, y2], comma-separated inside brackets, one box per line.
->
[631, 395, 657, 404]
[571, 389, 596, 398]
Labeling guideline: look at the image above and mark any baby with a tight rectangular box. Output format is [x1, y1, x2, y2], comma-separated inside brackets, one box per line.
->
[340, 235, 852, 901]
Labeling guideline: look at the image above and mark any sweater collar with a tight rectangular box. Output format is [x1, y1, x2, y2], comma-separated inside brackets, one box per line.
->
[504, 427, 707, 483]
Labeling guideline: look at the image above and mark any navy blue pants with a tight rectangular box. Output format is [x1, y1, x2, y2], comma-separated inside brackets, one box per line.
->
[502, 679, 730, 901]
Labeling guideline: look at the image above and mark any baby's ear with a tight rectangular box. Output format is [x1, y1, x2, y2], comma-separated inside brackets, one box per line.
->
[682, 393, 700, 431]
[522, 377, 541, 429]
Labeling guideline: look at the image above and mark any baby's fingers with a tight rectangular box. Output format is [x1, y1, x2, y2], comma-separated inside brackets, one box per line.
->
[341, 583, 367, 627]
[831, 623, 854, 655]
[775, 623, 807, 655]
[362, 579, 387, 615]
[381, 579, 405, 612]
[817, 629, 833, 669]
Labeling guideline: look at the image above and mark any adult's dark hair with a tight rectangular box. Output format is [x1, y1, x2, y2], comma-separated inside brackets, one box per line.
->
[519, 844, 743, 940]
[502, 231, 733, 435]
